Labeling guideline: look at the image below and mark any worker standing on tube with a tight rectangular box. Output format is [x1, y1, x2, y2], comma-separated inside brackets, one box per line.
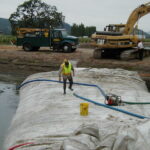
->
[59, 59, 74, 94]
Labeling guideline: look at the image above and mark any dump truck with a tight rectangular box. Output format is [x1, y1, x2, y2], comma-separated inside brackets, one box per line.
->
[91, 2, 150, 60]
[16, 28, 79, 52]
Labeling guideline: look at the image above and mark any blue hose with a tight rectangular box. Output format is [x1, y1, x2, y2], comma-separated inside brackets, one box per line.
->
[18, 78, 149, 119]
[74, 93, 149, 119]
[17, 79, 107, 99]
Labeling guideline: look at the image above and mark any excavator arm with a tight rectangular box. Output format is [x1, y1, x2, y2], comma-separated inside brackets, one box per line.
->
[124, 2, 150, 35]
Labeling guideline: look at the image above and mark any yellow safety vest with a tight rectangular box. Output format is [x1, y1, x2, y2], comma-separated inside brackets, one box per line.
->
[61, 62, 72, 75]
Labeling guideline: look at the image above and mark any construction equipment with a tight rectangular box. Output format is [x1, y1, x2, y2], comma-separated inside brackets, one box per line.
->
[16, 28, 78, 52]
[105, 94, 122, 106]
[91, 2, 150, 60]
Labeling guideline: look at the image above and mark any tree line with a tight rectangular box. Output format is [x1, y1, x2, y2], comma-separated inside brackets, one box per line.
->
[71, 23, 96, 37]
[9, 0, 96, 36]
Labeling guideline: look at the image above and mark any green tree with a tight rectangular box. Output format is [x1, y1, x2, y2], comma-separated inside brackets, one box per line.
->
[71, 23, 78, 36]
[71, 23, 96, 37]
[85, 26, 96, 37]
[78, 23, 85, 37]
[9, 0, 63, 34]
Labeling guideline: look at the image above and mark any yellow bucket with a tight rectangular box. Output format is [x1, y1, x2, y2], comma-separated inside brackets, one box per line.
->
[80, 103, 89, 116]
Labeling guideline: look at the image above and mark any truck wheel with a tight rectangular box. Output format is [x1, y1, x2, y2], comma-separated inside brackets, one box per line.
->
[32, 47, 40, 51]
[93, 49, 102, 59]
[63, 44, 72, 53]
[71, 48, 76, 52]
[23, 43, 33, 51]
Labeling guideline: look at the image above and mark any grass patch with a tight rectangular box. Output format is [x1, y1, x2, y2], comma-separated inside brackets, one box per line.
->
[0, 35, 16, 45]
[144, 38, 150, 42]
[79, 37, 92, 43]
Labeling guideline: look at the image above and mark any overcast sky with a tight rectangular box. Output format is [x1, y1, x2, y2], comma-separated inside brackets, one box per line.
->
[0, 0, 150, 32]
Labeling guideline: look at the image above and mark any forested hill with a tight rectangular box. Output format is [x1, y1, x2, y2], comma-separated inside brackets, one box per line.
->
[144, 31, 150, 38]
[0, 18, 11, 34]
[0, 18, 71, 35]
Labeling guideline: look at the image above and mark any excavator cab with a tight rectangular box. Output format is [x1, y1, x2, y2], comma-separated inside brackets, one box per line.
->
[104, 24, 125, 33]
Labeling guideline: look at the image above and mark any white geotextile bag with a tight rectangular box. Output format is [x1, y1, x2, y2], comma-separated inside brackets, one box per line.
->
[61, 124, 100, 150]
[4, 68, 150, 150]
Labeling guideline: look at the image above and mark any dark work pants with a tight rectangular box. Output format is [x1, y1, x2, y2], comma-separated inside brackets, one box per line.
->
[63, 75, 73, 93]
[139, 49, 144, 60]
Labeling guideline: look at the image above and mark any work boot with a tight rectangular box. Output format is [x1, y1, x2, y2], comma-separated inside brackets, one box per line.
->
[69, 87, 73, 91]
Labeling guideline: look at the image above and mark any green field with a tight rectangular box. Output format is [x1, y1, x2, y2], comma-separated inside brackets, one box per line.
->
[0, 35, 149, 45]
[144, 38, 150, 42]
[79, 37, 92, 43]
[0, 35, 16, 45]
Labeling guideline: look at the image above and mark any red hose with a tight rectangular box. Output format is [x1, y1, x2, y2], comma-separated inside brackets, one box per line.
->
[8, 142, 34, 150]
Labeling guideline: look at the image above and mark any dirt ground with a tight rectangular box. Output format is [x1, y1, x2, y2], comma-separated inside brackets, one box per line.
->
[0, 45, 150, 78]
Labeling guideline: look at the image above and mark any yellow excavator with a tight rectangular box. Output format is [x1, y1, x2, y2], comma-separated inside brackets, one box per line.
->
[91, 2, 150, 60]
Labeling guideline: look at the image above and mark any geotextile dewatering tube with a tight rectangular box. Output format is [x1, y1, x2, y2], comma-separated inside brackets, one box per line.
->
[18, 79, 150, 119]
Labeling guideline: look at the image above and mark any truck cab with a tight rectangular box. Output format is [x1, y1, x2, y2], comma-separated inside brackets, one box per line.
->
[52, 29, 78, 52]
[16, 28, 78, 53]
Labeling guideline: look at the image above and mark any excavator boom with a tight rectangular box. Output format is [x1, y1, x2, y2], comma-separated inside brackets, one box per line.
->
[124, 2, 150, 35]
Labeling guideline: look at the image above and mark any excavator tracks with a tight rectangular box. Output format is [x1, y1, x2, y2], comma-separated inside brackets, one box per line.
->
[93, 48, 150, 60]
[120, 49, 139, 60]
[121, 48, 150, 60]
